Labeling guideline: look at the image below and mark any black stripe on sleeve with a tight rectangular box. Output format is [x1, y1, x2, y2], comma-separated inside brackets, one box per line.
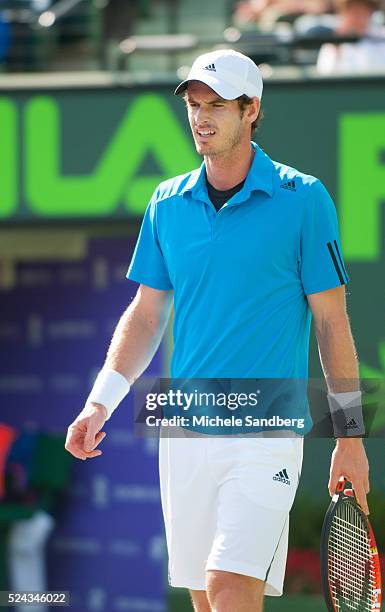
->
[327, 242, 345, 285]
[333, 240, 349, 283]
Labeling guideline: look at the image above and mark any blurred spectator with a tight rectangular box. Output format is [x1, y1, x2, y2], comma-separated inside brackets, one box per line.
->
[233, 0, 334, 30]
[0, 424, 17, 499]
[0, 427, 72, 608]
[101, 0, 150, 66]
[103, 0, 140, 41]
[0, 12, 10, 65]
[8, 511, 55, 612]
[0, 1, 51, 71]
[316, 0, 385, 72]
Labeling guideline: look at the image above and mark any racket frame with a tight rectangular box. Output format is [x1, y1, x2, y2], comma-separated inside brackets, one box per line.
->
[320, 477, 382, 611]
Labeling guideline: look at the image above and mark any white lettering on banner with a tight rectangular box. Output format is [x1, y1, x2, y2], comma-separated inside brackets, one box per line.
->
[52, 537, 101, 554]
[92, 475, 109, 508]
[19, 269, 52, 287]
[108, 429, 135, 446]
[147, 535, 166, 562]
[59, 268, 87, 285]
[0, 375, 43, 392]
[50, 375, 81, 392]
[143, 438, 159, 456]
[109, 540, 141, 557]
[27, 315, 43, 347]
[114, 485, 160, 502]
[114, 597, 166, 611]
[87, 587, 106, 612]
[93, 258, 108, 290]
[48, 320, 95, 339]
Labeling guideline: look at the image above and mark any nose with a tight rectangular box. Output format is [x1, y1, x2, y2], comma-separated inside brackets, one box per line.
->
[194, 106, 211, 126]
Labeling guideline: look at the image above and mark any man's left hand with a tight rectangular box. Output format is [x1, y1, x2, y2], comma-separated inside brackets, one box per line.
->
[329, 438, 370, 514]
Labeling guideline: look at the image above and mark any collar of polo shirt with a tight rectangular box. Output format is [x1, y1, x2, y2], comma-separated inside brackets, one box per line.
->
[180, 142, 274, 204]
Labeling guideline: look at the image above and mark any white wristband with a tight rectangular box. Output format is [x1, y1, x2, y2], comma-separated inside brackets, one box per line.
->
[327, 390, 365, 437]
[86, 368, 131, 420]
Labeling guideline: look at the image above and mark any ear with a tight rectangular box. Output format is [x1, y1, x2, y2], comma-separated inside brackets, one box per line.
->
[247, 97, 261, 124]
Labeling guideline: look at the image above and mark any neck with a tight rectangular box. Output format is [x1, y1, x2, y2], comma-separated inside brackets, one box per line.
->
[205, 141, 255, 191]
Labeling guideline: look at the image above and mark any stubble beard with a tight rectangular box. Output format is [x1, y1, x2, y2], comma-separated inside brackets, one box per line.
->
[194, 121, 245, 160]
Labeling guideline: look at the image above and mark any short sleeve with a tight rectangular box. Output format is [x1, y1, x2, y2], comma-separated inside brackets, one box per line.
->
[300, 180, 349, 295]
[126, 191, 173, 290]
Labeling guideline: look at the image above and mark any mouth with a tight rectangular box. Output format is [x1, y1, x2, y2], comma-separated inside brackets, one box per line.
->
[196, 129, 216, 139]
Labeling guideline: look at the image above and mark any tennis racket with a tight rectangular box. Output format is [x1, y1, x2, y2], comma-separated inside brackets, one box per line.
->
[320, 477, 382, 611]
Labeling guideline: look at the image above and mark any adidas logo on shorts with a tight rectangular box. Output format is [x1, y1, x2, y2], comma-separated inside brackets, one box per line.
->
[273, 468, 290, 485]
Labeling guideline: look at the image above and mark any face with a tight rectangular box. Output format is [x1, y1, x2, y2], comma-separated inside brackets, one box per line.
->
[342, 2, 374, 33]
[184, 81, 259, 158]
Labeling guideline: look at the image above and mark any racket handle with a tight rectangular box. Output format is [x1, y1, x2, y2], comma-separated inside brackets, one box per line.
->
[335, 478, 358, 505]
[336, 477, 347, 493]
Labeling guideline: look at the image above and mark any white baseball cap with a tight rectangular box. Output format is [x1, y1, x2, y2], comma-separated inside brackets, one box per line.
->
[174, 49, 263, 100]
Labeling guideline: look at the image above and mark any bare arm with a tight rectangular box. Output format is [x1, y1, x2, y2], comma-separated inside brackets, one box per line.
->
[104, 284, 173, 384]
[308, 285, 369, 513]
[308, 285, 359, 393]
[65, 284, 173, 460]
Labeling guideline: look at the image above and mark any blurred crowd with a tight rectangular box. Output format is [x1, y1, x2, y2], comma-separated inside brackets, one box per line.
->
[233, 0, 385, 72]
[0, 0, 384, 73]
[234, 0, 334, 28]
[0, 0, 148, 71]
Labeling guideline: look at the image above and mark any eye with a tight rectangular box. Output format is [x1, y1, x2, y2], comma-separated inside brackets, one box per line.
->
[213, 103, 224, 108]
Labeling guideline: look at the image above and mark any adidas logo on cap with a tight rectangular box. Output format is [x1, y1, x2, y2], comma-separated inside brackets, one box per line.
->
[204, 63, 216, 72]
[273, 468, 290, 485]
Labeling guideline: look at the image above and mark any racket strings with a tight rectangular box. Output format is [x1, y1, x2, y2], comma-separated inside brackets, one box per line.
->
[328, 498, 373, 611]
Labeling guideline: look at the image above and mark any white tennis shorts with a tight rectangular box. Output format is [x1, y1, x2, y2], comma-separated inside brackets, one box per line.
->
[159, 430, 303, 596]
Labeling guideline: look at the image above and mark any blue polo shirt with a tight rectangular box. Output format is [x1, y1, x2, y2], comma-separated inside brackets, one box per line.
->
[127, 142, 349, 432]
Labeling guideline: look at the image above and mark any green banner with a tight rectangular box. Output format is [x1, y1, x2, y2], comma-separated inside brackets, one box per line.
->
[0, 89, 200, 222]
[0, 79, 384, 237]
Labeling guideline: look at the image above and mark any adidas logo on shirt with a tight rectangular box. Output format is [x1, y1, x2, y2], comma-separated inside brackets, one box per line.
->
[280, 180, 296, 192]
[273, 468, 290, 485]
[204, 63, 216, 72]
[345, 418, 358, 430]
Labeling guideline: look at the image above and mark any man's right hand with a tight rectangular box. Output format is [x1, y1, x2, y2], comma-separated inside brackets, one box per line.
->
[65, 403, 107, 461]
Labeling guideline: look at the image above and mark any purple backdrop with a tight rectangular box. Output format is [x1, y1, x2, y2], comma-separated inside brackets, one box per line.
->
[0, 237, 166, 611]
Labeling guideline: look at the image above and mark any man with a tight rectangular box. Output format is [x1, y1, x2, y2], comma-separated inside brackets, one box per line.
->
[65, 49, 369, 612]
[316, 0, 385, 73]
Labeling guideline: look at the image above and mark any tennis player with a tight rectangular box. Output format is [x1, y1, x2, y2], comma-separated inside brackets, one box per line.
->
[65, 49, 369, 611]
